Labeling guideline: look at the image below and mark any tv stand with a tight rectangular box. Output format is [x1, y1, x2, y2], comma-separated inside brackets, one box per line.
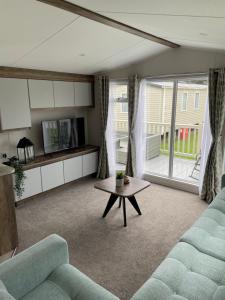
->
[15, 145, 99, 204]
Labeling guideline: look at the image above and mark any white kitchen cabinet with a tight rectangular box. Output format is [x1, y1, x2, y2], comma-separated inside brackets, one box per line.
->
[15, 167, 42, 201]
[82, 152, 98, 176]
[28, 80, 54, 108]
[0, 78, 31, 130]
[74, 82, 92, 107]
[53, 81, 75, 107]
[63, 156, 82, 183]
[41, 161, 64, 191]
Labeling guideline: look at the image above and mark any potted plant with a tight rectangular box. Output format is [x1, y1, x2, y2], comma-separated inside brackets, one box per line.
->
[116, 171, 124, 187]
[4, 156, 26, 199]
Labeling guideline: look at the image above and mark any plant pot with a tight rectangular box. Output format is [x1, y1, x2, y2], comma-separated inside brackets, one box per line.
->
[116, 178, 124, 187]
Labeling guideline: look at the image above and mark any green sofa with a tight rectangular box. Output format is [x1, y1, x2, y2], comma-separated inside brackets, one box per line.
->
[0, 234, 119, 300]
[131, 187, 225, 300]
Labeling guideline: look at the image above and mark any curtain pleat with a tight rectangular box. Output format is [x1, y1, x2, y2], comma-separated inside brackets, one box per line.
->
[96, 75, 110, 179]
[201, 68, 225, 203]
[126, 75, 140, 177]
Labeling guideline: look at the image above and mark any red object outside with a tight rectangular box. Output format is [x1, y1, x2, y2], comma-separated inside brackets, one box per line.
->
[180, 128, 189, 139]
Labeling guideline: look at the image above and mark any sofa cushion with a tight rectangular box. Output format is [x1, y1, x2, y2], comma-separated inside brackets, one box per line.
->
[47, 263, 119, 300]
[0, 281, 16, 300]
[131, 242, 225, 300]
[21, 264, 118, 300]
[0, 290, 16, 300]
[181, 190, 225, 261]
[21, 280, 70, 300]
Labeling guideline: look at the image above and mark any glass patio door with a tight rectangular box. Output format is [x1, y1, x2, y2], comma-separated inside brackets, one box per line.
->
[144, 76, 208, 185]
[173, 77, 208, 182]
[144, 80, 175, 177]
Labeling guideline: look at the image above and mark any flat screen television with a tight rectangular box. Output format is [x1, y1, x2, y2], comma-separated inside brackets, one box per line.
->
[42, 117, 85, 154]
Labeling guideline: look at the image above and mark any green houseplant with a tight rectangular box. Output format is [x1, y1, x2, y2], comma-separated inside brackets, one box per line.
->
[4, 156, 26, 199]
[116, 171, 124, 187]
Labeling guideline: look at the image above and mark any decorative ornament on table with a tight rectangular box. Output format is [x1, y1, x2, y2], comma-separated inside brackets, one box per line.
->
[116, 171, 124, 187]
[124, 175, 130, 184]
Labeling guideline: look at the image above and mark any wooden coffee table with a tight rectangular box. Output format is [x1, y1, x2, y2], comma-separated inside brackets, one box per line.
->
[94, 176, 150, 227]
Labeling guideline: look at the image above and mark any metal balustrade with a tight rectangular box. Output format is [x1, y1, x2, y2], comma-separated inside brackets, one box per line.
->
[114, 120, 202, 159]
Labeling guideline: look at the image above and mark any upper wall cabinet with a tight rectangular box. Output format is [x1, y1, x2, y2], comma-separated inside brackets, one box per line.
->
[74, 82, 92, 107]
[0, 78, 31, 130]
[53, 81, 75, 107]
[28, 80, 54, 108]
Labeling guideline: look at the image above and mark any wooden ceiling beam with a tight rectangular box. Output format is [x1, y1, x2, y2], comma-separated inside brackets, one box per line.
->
[37, 0, 180, 49]
[0, 67, 94, 82]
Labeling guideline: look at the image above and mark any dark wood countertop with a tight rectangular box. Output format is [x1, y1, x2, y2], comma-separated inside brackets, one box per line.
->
[23, 145, 99, 170]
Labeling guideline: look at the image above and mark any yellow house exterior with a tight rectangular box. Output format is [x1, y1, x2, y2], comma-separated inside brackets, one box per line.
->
[111, 81, 207, 155]
[113, 82, 207, 127]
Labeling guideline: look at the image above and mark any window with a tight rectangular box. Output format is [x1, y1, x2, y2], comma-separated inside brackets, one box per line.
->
[121, 102, 128, 112]
[194, 93, 200, 110]
[181, 92, 188, 111]
[143, 76, 208, 186]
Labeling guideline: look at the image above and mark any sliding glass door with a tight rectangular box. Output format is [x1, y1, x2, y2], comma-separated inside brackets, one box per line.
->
[144, 75, 208, 185]
[144, 80, 174, 177]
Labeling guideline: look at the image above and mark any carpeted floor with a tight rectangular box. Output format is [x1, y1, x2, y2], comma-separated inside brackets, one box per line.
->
[16, 177, 207, 300]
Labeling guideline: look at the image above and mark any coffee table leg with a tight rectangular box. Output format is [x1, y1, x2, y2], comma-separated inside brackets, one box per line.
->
[102, 194, 118, 218]
[127, 196, 142, 215]
[122, 197, 127, 227]
[118, 197, 122, 208]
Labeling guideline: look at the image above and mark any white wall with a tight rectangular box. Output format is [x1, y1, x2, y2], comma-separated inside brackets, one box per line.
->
[0, 107, 89, 162]
[108, 47, 225, 78]
[88, 47, 225, 146]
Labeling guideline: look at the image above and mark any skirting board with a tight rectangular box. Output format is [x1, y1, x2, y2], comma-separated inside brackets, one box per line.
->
[143, 173, 199, 195]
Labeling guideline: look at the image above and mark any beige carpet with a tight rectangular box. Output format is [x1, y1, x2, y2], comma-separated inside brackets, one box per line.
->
[16, 177, 207, 300]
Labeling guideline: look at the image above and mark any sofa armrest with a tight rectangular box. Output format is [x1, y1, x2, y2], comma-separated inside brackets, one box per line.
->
[0, 234, 68, 299]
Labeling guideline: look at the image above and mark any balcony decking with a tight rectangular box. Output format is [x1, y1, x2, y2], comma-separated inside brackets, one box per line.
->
[117, 154, 199, 184]
[115, 121, 201, 185]
[145, 155, 199, 183]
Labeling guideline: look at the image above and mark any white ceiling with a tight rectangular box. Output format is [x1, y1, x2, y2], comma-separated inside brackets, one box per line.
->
[71, 0, 225, 50]
[0, 0, 225, 74]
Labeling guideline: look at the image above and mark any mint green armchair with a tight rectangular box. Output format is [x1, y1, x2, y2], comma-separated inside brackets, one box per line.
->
[0, 234, 119, 300]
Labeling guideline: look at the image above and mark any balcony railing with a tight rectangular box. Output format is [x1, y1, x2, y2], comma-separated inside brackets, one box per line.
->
[114, 120, 202, 159]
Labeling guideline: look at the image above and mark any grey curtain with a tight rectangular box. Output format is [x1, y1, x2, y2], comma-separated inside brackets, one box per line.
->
[96, 75, 110, 179]
[201, 68, 225, 203]
[126, 75, 140, 177]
